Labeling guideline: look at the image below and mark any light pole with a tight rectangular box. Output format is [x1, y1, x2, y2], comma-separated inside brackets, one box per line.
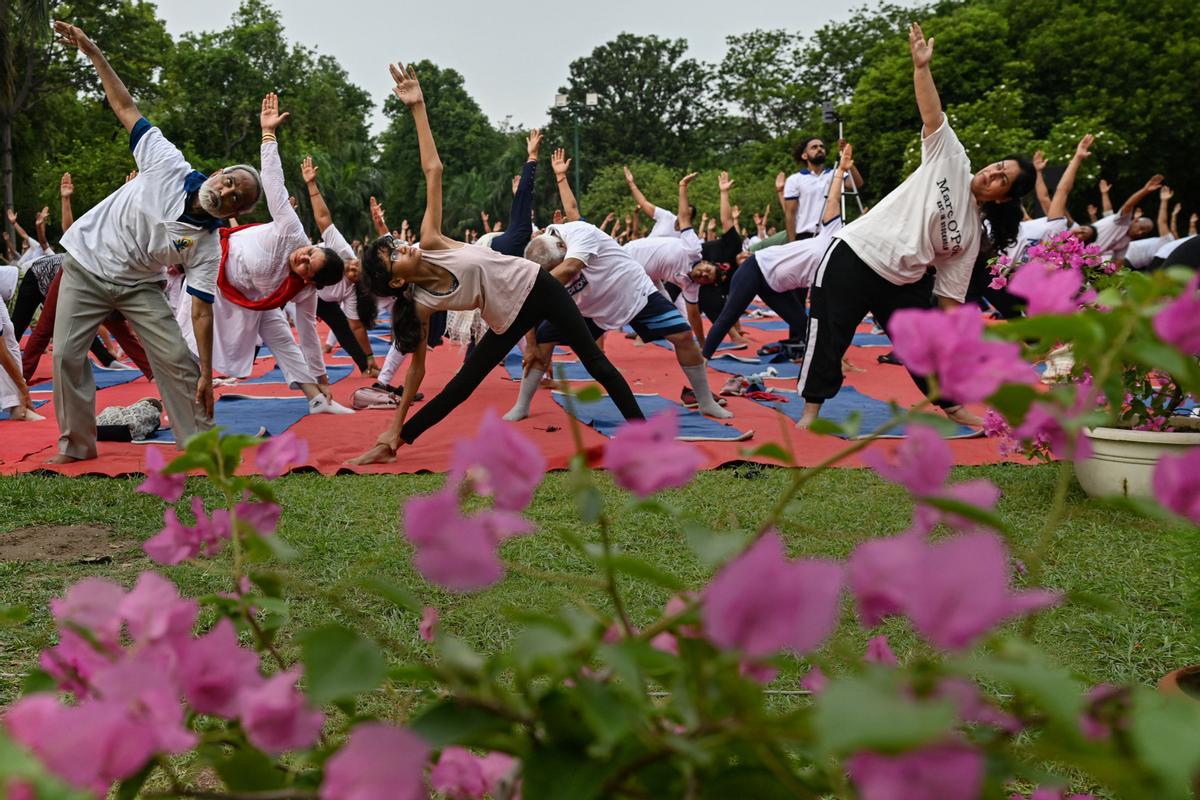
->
[554, 92, 598, 197]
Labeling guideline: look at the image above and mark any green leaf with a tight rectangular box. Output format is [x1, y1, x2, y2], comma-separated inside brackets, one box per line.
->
[521, 744, 614, 800]
[0, 605, 30, 627]
[298, 623, 387, 705]
[388, 662, 441, 684]
[962, 640, 1085, 727]
[358, 576, 422, 613]
[438, 634, 485, 676]
[986, 383, 1039, 423]
[574, 680, 639, 754]
[248, 571, 284, 599]
[683, 522, 751, 568]
[574, 385, 604, 404]
[807, 417, 848, 437]
[511, 624, 578, 674]
[742, 442, 793, 464]
[1129, 687, 1200, 799]
[919, 495, 1012, 535]
[575, 484, 604, 524]
[114, 760, 157, 800]
[211, 746, 287, 791]
[245, 478, 279, 504]
[21, 669, 56, 696]
[409, 698, 515, 747]
[812, 676, 956, 755]
[607, 555, 686, 591]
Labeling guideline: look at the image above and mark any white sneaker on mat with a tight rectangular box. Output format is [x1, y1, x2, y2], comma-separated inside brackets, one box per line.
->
[105, 361, 137, 370]
[309, 395, 355, 415]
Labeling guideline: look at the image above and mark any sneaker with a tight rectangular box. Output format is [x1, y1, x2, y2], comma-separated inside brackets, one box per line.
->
[757, 342, 783, 357]
[877, 351, 903, 366]
[309, 394, 355, 415]
[680, 387, 727, 409]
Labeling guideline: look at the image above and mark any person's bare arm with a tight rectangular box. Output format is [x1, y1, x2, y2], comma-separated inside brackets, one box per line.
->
[0, 341, 31, 413]
[5, 210, 29, 245]
[677, 171, 697, 229]
[1190, 213, 1199, 237]
[686, 302, 704, 344]
[821, 143, 853, 224]
[598, 212, 615, 233]
[351, 307, 432, 464]
[552, 149, 580, 221]
[1099, 179, 1113, 216]
[754, 212, 767, 239]
[550, 257, 586, 286]
[909, 22, 943, 136]
[390, 63, 446, 248]
[348, 318, 378, 375]
[624, 166, 657, 218]
[1032, 151, 1052, 216]
[35, 207, 50, 251]
[718, 171, 735, 232]
[837, 138, 865, 191]
[369, 197, 389, 237]
[301, 156, 333, 233]
[1048, 134, 1093, 220]
[1118, 175, 1164, 219]
[1170, 203, 1181, 238]
[1155, 186, 1172, 237]
[191, 299, 215, 417]
[53, 21, 141, 132]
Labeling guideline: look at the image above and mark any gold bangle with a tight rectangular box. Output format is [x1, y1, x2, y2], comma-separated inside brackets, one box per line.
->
[261, 133, 277, 142]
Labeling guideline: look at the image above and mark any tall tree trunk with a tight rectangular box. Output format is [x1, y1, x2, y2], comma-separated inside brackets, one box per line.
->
[2, 115, 13, 244]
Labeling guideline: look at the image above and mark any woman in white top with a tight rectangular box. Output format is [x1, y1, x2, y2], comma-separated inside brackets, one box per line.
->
[795, 23, 1036, 429]
[349, 64, 642, 466]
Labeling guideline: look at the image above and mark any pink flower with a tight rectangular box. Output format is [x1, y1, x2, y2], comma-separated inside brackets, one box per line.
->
[864, 425, 951, 496]
[39, 629, 115, 697]
[236, 501, 282, 535]
[864, 635, 898, 666]
[1008, 260, 1093, 316]
[1012, 403, 1091, 460]
[1017, 790, 1097, 800]
[911, 478, 1002, 535]
[800, 666, 829, 694]
[847, 744, 984, 800]
[404, 489, 533, 592]
[118, 572, 197, 650]
[2, 780, 35, 800]
[256, 432, 309, 478]
[1078, 683, 1130, 741]
[602, 410, 702, 496]
[650, 631, 680, 656]
[477, 752, 519, 797]
[702, 531, 842, 658]
[320, 722, 430, 800]
[419, 606, 439, 642]
[450, 411, 546, 511]
[988, 274, 1008, 290]
[1152, 276, 1200, 354]
[191, 496, 232, 556]
[137, 447, 185, 503]
[890, 305, 1036, 404]
[50, 578, 126, 648]
[739, 659, 779, 683]
[239, 668, 324, 755]
[934, 678, 1022, 733]
[847, 532, 925, 627]
[906, 532, 1060, 650]
[983, 409, 1011, 440]
[1153, 449, 1200, 525]
[430, 746, 490, 799]
[178, 619, 262, 718]
[89, 657, 197, 754]
[144, 507, 201, 565]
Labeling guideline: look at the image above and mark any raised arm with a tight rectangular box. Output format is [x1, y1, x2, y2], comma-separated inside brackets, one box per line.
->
[5, 209, 29, 245]
[1099, 179, 1114, 216]
[53, 21, 141, 132]
[1169, 203, 1181, 238]
[718, 171, 735, 232]
[821, 143, 853, 224]
[552, 149, 580, 221]
[1190, 212, 1198, 238]
[369, 197, 389, 237]
[1155, 186, 1172, 237]
[624, 167, 657, 218]
[34, 207, 50, 251]
[258, 93, 302, 232]
[1047, 134, 1093, 220]
[390, 63, 446, 247]
[301, 156, 333, 233]
[677, 172, 697, 229]
[1032, 151, 1052, 216]
[1119, 175, 1164, 220]
[909, 22, 943, 136]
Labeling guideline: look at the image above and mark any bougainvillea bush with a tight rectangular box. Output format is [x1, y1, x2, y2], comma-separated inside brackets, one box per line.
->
[2, 266, 1200, 799]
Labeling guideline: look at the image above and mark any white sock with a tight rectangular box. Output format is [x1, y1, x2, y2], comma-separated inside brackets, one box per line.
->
[682, 363, 732, 418]
[503, 368, 545, 421]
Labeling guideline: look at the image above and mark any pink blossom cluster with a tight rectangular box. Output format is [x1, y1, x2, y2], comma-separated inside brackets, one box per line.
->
[986, 231, 1107, 292]
[4, 573, 323, 797]
[602, 409, 702, 496]
[1154, 448, 1200, 525]
[1153, 275, 1200, 355]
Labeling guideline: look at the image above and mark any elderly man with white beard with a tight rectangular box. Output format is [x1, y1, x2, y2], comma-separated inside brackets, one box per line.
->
[48, 21, 263, 462]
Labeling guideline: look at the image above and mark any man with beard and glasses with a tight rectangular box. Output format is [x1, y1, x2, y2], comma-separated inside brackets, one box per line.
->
[48, 21, 263, 462]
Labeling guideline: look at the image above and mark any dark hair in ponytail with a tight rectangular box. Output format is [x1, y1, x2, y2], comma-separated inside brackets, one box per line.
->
[981, 154, 1036, 255]
[361, 234, 423, 354]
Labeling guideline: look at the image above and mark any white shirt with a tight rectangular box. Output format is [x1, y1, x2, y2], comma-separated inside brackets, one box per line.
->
[1156, 234, 1195, 260]
[649, 207, 680, 238]
[1006, 216, 1069, 264]
[61, 123, 221, 302]
[758, 217, 844, 293]
[317, 223, 359, 319]
[1125, 234, 1174, 269]
[548, 221, 656, 330]
[1092, 213, 1131, 260]
[784, 168, 839, 236]
[17, 242, 46, 269]
[624, 228, 704, 302]
[836, 116, 981, 302]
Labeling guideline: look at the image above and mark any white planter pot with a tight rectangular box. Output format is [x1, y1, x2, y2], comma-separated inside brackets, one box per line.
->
[1075, 425, 1200, 499]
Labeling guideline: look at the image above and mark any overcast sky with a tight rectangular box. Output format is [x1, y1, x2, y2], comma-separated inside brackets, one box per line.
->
[152, 0, 870, 134]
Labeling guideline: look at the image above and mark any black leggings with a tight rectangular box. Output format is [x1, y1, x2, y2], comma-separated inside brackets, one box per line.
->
[10, 273, 117, 365]
[702, 255, 808, 358]
[315, 299, 370, 372]
[400, 269, 644, 443]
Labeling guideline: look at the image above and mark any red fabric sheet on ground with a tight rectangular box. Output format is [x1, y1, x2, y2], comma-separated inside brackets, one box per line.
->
[1, 316, 1015, 477]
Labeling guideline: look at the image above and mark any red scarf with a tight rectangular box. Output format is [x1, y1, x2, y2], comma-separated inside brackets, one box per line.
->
[217, 223, 308, 310]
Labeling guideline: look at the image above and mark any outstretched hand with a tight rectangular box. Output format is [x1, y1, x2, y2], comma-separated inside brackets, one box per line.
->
[623, 165, 634, 184]
[60, 172, 74, 198]
[260, 92, 289, 132]
[301, 155, 318, 184]
[526, 128, 542, 160]
[4, 209, 15, 225]
[839, 141, 854, 171]
[390, 62, 424, 108]
[1032, 150, 1047, 172]
[125, 169, 138, 184]
[1143, 174, 1165, 193]
[552, 148, 571, 180]
[679, 171, 699, 188]
[718, 171, 734, 193]
[1099, 178, 1111, 194]
[1160, 185, 1173, 201]
[35, 207, 49, 225]
[909, 22, 934, 69]
[52, 20, 100, 58]
[1075, 133, 1094, 160]
[775, 171, 786, 193]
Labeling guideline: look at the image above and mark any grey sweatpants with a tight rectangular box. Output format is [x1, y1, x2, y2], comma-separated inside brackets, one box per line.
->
[52, 255, 212, 459]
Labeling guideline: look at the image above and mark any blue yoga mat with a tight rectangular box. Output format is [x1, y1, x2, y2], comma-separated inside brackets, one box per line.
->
[144, 395, 313, 445]
[649, 340, 745, 353]
[503, 351, 595, 382]
[551, 392, 752, 441]
[29, 363, 145, 394]
[852, 333, 891, 347]
[708, 356, 801, 379]
[750, 388, 978, 439]
[0, 399, 48, 420]
[745, 319, 789, 331]
[245, 364, 353, 386]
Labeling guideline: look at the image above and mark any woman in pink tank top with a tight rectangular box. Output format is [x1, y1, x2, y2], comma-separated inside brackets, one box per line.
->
[349, 64, 642, 466]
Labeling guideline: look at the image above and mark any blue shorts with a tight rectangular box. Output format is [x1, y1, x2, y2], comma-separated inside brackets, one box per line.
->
[535, 291, 692, 343]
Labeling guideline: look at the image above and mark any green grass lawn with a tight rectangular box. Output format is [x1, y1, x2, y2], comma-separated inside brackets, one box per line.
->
[1, 464, 1197, 708]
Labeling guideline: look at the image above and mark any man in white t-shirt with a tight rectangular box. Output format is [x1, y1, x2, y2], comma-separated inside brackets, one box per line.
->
[1122, 184, 1175, 269]
[783, 137, 865, 241]
[623, 167, 698, 239]
[623, 215, 717, 344]
[49, 22, 263, 462]
[514, 220, 733, 420]
[1071, 175, 1164, 262]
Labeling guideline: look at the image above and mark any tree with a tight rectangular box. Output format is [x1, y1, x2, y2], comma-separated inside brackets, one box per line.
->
[717, 30, 814, 139]
[2, 0, 52, 238]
